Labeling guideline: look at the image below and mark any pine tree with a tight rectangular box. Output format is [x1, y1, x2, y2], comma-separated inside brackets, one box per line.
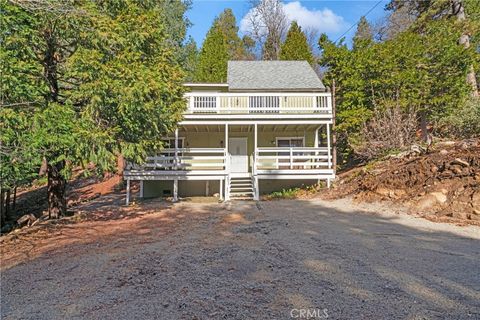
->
[353, 16, 374, 49]
[195, 24, 229, 82]
[279, 21, 314, 65]
[215, 9, 248, 60]
[262, 34, 278, 60]
[2, 1, 187, 218]
[242, 35, 256, 60]
[182, 37, 199, 81]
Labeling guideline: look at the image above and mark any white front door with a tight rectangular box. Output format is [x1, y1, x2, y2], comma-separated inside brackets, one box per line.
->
[229, 138, 248, 174]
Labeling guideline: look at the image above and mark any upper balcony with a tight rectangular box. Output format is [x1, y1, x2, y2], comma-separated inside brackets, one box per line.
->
[184, 92, 332, 115]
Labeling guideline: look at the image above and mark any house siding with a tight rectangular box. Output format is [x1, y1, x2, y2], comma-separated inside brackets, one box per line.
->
[144, 180, 221, 198]
[143, 127, 322, 198]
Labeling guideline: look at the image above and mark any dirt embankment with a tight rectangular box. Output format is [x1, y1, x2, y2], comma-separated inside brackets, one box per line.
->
[322, 140, 480, 224]
[1, 172, 126, 233]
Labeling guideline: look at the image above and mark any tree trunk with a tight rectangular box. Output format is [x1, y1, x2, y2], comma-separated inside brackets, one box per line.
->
[420, 111, 432, 145]
[451, 0, 479, 97]
[5, 189, 10, 221]
[0, 189, 5, 227]
[117, 154, 126, 176]
[47, 161, 67, 219]
[12, 186, 17, 213]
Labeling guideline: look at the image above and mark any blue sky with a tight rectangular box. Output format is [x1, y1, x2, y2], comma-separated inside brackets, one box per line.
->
[186, 0, 389, 47]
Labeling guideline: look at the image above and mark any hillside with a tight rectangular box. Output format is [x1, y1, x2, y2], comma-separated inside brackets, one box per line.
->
[321, 140, 480, 225]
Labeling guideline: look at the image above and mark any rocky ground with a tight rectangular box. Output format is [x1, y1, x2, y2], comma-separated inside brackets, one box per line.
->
[321, 139, 480, 225]
[1, 196, 479, 319]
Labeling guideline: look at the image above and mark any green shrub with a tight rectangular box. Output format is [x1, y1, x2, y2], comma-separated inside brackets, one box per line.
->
[268, 188, 300, 199]
[439, 98, 480, 138]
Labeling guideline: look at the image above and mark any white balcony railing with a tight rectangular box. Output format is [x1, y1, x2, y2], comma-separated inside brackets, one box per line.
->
[185, 92, 332, 114]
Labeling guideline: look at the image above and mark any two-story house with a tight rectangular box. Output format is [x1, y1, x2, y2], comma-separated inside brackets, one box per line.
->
[124, 60, 334, 203]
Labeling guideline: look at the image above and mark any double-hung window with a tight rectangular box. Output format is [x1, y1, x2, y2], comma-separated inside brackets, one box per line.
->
[276, 137, 304, 169]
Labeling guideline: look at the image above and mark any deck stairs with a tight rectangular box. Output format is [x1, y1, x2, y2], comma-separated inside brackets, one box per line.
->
[229, 177, 254, 200]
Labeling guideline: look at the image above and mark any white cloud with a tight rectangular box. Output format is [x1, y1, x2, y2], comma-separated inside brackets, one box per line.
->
[240, 1, 345, 35]
[283, 2, 345, 33]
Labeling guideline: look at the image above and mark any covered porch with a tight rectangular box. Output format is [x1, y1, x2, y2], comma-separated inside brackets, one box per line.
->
[124, 122, 334, 203]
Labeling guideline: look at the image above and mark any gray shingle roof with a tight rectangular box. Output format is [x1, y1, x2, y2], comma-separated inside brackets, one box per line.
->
[227, 61, 325, 91]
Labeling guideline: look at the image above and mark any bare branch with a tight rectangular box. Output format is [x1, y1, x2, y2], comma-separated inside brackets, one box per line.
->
[246, 0, 288, 60]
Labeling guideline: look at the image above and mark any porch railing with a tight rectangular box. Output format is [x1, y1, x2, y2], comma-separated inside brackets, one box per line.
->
[128, 147, 332, 174]
[185, 92, 332, 114]
[129, 148, 227, 171]
[254, 147, 332, 171]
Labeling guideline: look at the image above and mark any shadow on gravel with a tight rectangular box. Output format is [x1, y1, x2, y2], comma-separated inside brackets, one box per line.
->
[1, 198, 479, 319]
[273, 199, 480, 319]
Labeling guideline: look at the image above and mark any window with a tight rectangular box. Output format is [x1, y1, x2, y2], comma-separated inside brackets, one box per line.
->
[276, 137, 304, 169]
[276, 138, 304, 148]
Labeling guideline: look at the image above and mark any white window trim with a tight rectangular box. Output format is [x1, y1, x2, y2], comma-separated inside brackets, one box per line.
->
[275, 136, 305, 169]
[275, 136, 305, 147]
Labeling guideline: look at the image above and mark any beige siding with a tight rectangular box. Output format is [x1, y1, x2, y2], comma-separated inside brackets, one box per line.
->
[144, 180, 221, 198]
[176, 129, 316, 170]
[143, 126, 321, 198]
[282, 96, 315, 111]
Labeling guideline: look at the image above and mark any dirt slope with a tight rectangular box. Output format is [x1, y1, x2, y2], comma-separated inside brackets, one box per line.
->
[2, 172, 126, 233]
[322, 140, 480, 224]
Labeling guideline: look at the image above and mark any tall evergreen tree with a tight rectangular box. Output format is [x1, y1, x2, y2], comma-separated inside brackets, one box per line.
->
[1, 1, 186, 218]
[242, 35, 256, 60]
[195, 23, 229, 82]
[386, 0, 478, 97]
[215, 9, 248, 60]
[262, 34, 278, 60]
[279, 21, 314, 64]
[353, 16, 374, 48]
[319, 9, 472, 160]
[182, 36, 199, 81]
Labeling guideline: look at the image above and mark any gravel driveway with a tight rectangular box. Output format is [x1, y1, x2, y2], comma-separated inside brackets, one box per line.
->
[1, 198, 479, 319]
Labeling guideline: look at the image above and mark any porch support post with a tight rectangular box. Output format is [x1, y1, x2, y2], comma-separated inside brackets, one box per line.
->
[315, 126, 321, 184]
[225, 123, 230, 201]
[254, 123, 258, 153]
[254, 123, 259, 200]
[219, 179, 223, 201]
[173, 179, 178, 202]
[205, 181, 210, 196]
[225, 123, 229, 151]
[173, 127, 180, 201]
[326, 123, 332, 189]
[174, 128, 179, 170]
[140, 180, 144, 198]
[125, 178, 130, 205]
[326, 123, 332, 169]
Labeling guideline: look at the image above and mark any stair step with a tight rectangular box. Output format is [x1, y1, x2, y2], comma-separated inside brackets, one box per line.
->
[230, 192, 254, 196]
[231, 187, 253, 191]
[229, 183, 252, 186]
